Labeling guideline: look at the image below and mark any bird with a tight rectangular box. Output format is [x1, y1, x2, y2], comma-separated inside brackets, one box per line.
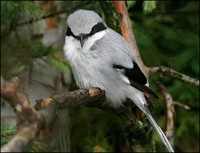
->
[63, 9, 174, 152]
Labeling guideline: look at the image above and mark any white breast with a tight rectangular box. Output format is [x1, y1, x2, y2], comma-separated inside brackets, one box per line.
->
[63, 30, 107, 86]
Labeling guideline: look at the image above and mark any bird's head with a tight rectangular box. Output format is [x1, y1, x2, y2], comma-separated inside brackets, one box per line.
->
[66, 9, 107, 47]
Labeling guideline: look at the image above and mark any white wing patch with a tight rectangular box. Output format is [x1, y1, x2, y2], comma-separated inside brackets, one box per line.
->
[114, 67, 130, 85]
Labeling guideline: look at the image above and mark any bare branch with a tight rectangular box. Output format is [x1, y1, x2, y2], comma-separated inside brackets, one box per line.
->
[173, 101, 190, 110]
[149, 66, 199, 87]
[157, 81, 174, 147]
[1, 77, 39, 152]
[34, 87, 107, 111]
[0, 77, 107, 152]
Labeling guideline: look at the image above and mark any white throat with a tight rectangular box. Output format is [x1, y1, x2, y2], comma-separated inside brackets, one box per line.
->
[63, 30, 107, 61]
[83, 30, 107, 51]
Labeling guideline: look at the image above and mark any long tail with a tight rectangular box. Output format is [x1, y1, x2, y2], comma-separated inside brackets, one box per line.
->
[144, 105, 174, 152]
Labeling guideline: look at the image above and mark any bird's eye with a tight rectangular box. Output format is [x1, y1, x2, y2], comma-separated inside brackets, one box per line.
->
[90, 22, 107, 36]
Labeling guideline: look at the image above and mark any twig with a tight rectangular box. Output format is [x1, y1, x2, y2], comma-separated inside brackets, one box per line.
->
[157, 81, 174, 147]
[149, 66, 199, 87]
[173, 101, 190, 110]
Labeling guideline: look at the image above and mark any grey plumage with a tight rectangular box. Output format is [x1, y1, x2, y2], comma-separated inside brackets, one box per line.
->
[63, 9, 174, 152]
[67, 9, 104, 36]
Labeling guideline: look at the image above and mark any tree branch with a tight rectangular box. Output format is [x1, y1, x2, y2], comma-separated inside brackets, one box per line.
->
[113, 1, 149, 77]
[0, 77, 106, 152]
[157, 81, 174, 147]
[34, 87, 107, 111]
[149, 66, 199, 87]
[1, 77, 39, 152]
[173, 101, 190, 110]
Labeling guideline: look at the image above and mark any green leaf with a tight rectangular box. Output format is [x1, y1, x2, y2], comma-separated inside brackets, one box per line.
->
[143, 1, 157, 14]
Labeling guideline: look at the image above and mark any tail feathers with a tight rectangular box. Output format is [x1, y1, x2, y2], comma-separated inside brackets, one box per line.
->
[130, 90, 174, 152]
[145, 109, 174, 152]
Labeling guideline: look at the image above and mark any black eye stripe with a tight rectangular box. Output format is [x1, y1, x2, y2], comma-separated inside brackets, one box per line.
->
[66, 22, 106, 36]
[65, 22, 107, 42]
[89, 22, 107, 36]
[66, 27, 77, 38]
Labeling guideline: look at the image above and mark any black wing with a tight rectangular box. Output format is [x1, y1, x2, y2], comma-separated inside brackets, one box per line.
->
[113, 61, 158, 99]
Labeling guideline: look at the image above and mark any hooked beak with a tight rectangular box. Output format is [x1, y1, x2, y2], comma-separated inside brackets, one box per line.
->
[78, 35, 84, 47]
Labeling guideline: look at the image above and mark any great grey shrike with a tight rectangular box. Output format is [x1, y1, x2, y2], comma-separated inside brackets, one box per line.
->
[63, 9, 174, 152]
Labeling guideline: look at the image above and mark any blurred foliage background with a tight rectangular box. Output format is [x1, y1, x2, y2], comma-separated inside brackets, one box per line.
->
[1, 0, 199, 152]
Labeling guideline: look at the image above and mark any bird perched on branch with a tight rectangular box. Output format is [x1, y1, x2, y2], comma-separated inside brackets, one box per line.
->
[63, 9, 174, 152]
